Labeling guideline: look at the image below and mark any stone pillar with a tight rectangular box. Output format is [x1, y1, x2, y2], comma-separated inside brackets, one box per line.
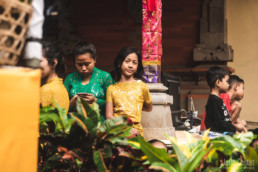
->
[141, 83, 176, 140]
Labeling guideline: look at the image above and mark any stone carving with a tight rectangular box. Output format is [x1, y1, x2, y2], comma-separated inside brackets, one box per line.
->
[193, 0, 233, 61]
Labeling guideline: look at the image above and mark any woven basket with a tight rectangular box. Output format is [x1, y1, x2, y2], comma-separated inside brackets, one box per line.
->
[0, 0, 32, 66]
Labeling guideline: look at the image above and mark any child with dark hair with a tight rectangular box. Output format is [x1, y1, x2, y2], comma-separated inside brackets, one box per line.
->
[40, 41, 69, 111]
[106, 47, 152, 136]
[220, 75, 247, 131]
[205, 66, 245, 134]
[201, 74, 247, 132]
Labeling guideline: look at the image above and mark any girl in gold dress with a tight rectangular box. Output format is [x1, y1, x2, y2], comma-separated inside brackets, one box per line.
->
[40, 42, 69, 112]
[106, 47, 153, 136]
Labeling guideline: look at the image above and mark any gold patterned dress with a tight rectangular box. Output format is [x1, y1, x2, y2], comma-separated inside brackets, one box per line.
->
[106, 80, 152, 135]
[40, 78, 69, 112]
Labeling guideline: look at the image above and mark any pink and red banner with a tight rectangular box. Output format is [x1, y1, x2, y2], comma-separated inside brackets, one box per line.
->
[142, 0, 162, 83]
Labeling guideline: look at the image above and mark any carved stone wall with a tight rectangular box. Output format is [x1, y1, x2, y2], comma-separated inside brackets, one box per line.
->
[193, 0, 233, 62]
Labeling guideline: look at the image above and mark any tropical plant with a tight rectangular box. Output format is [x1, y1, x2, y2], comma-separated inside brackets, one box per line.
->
[38, 98, 139, 172]
[128, 130, 258, 172]
[39, 98, 258, 171]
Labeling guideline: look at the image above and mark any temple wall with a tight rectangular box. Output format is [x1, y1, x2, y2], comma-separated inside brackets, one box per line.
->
[227, 0, 258, 122]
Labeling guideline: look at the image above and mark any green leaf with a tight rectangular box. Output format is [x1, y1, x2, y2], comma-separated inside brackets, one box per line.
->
[40, 105, 55, 112]
[64, 118, 75, 134]
[70, 112, 88, 134]
[226, 160, 243, 172]
[76, 97, 101, 136]
[40, 112, 60, 124]
[244, 146, 258, 170]
[128, 137, 141, 149]
[233, 132, 254, 149]
[75, 158, 82, 169]
[76, 97, 86, 117]
[99, 116, 128, 132]
[150, 162, 177, 172]
[186, 140, 203, 153]
[169, 140, 189, 171]
[137, 136, 176, 165]
[53, 99, 68, 130]
[114, 126, 133, 139]
[102, 145, 113, 158]
[184, 146, 212, 172]
[93, 150, 108, 172]
[105, 124, 130, 136]
[107, 137, 124, 144]
[210, 135, 245, 156]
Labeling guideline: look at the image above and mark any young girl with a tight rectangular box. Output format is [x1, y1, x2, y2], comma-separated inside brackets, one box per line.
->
[40, 41, 69, 112]
[106, 47, 153, 136]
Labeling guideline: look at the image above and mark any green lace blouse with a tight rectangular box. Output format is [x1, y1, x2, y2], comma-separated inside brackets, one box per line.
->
[64, 67, 114, 117]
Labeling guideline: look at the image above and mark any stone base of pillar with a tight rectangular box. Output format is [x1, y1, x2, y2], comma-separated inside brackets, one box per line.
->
[141, 83, 176, 141]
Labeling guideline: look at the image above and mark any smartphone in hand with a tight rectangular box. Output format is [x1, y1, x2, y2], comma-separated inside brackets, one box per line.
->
[77, 93, 89, 98]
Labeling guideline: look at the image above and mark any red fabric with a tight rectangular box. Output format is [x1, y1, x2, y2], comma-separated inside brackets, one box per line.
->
[220, 93, 232, 113]
[200, 111, 206, 131]
[147, 0, 157, 12]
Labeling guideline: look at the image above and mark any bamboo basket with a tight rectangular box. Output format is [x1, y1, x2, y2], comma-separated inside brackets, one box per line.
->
[0, 0, 32, 66]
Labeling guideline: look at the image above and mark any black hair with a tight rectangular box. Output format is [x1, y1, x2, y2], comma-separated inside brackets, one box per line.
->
[228, 75, 244, 90]
[206, 66, 229, 88]
[111, 47, 143, 82]
[42, 41, 65, 78]
[72, 41, 97, 60]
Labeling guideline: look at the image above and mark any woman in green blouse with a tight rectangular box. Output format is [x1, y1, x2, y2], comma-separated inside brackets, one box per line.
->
[64, 41, 113, 120]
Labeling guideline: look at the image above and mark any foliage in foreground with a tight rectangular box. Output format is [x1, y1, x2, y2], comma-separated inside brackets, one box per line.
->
[38, 98, 258, 172]
[39, 98, 140, 171]
[129, 131, 258, 172]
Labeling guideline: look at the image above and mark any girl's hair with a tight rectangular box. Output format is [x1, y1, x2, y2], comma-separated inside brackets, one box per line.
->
[72, 41, 97, 60]
[42, 41, 65, 78]
[111, 47, 143, 82]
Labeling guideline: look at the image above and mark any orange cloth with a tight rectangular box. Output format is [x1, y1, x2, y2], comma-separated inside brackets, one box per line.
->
[0, 68, 41, 172]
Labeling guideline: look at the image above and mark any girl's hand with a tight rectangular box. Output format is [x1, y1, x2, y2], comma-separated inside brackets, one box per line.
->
[81, 93, 97, 104]
[130, 128, 140, 136]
